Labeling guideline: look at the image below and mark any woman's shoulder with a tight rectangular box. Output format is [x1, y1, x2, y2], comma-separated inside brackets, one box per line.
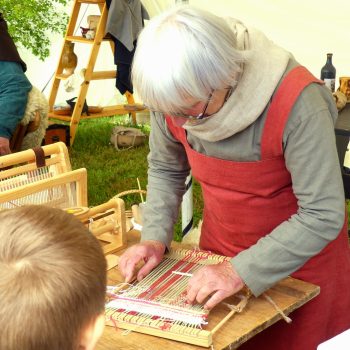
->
[279, 66, 338, 142]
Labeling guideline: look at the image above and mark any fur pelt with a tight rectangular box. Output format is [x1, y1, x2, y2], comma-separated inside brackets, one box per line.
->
[20, 86, 49, 151]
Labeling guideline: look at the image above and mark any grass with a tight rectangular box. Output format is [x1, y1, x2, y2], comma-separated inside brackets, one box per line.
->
[68, 115, 203, 241]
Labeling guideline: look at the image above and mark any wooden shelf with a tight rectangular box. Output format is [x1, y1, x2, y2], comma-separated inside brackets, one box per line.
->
[49, 105, 148, 122]
[77, 0, 104, 3]
[66, 35, 94, 44]
[66, 36, 112, 44]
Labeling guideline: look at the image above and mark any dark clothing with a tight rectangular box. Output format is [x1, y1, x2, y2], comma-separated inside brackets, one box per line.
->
[111, 37, 135, 94]
[0, 13, 27, 72]
[0, 62, 32, 138]
[105, 0, 148, 94]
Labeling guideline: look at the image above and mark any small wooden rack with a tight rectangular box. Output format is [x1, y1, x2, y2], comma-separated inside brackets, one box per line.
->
[48, 0, 147, 145]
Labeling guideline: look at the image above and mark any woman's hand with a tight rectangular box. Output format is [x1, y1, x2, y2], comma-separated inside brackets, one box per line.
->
[186, 261, 245, 310]
[119, 240, 166, 283]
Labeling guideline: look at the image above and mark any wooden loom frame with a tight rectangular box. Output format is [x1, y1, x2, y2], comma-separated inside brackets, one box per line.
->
[0, 142, 71, 175]
[105, 249, 250, 348]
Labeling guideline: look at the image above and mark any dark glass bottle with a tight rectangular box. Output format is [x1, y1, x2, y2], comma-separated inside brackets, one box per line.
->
[320, 53, 336, 92]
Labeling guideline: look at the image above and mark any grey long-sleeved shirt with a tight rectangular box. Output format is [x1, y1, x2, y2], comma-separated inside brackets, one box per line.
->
[141, 77, 345, 296]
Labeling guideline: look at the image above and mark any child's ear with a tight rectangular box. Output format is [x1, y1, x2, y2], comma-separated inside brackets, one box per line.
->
[79, 313, 105, 350]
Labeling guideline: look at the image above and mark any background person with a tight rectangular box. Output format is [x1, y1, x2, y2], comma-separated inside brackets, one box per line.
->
[0, 12, 32, 155]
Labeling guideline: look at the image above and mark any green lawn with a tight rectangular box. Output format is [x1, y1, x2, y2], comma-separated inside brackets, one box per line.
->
[68, 116, 203, 241]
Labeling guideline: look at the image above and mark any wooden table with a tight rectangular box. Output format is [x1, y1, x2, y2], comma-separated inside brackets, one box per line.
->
[96, 230, 320, 350]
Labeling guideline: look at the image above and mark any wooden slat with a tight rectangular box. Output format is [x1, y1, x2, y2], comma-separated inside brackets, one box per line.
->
[66, 35, 95, 44]
[0, 142, 71, 173]
[91, 70, 117, 80]
[56, 73, 71, 80]
[48, 114, 72, 122]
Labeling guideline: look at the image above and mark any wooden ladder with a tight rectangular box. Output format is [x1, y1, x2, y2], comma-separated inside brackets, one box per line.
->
[48, 0, 146, 145]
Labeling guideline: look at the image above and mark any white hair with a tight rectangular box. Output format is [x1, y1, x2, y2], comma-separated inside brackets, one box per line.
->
[132, 5, 245, 114]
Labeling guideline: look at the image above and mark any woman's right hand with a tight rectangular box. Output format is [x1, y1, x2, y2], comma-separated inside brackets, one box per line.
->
[119, 240, 166, 283]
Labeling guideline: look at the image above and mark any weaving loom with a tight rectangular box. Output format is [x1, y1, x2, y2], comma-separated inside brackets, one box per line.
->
[105, 248, 249, 347]
[0, 168, 87, 209]
[0, 142, 80, 209]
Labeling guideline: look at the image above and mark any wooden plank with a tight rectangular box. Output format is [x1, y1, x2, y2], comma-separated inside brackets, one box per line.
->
[96, 231, 320, 350]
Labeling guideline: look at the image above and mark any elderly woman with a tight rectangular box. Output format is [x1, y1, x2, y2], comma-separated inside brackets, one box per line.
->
[119, 6, 350, 349]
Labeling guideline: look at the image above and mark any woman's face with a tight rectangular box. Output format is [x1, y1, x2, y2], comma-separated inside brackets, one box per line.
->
[170, 88, 232, 126]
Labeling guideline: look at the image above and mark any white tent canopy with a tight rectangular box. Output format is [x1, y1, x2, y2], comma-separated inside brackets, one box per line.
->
[21, 0, 350, 105]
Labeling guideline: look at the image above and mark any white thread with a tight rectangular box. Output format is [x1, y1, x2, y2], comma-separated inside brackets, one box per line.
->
[171, 271, 193, 277]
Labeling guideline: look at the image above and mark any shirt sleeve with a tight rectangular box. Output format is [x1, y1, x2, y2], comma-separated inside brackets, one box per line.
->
[141, 113, 191, 249]
[232, 85, 345, 296]
[0, 61, 32, 138]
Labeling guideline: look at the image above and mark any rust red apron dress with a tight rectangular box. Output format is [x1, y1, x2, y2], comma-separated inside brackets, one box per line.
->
[165, 66, 350, 349]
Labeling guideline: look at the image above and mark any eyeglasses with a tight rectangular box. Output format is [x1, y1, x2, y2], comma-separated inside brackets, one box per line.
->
[147, 87, 233, 120]
[191, 90, 213, 120]
[147, 90, 214, 120]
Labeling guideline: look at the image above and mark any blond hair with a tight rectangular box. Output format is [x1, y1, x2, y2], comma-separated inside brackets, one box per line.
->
[0, 206, 107, 350]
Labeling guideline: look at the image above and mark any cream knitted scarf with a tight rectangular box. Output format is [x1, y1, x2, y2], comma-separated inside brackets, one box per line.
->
[183, 19, 292, 142]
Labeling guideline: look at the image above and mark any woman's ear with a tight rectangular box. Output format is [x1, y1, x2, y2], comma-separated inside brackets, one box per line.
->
[79, 313, 105, 350]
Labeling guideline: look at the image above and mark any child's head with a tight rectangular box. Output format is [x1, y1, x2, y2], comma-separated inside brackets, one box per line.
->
[0, 205, 107, 350]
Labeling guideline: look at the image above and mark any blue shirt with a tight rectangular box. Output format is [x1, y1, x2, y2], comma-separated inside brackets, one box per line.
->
[0, 61, 32, 138]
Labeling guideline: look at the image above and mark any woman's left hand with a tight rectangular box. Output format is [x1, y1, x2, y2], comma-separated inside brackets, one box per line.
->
[186, 261, 245, 310]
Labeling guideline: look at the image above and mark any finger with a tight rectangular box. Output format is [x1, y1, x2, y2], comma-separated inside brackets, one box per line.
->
[118, 254, 129, 276]
[121, 254, 144, 282]
[195, 283, 216, 304]
[204, 289, 229, 310]
[137, 255, 160, 280]
[186, 279, 202, 304]
[118, 252, 134, 278]
[124, 261, 138, 283]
